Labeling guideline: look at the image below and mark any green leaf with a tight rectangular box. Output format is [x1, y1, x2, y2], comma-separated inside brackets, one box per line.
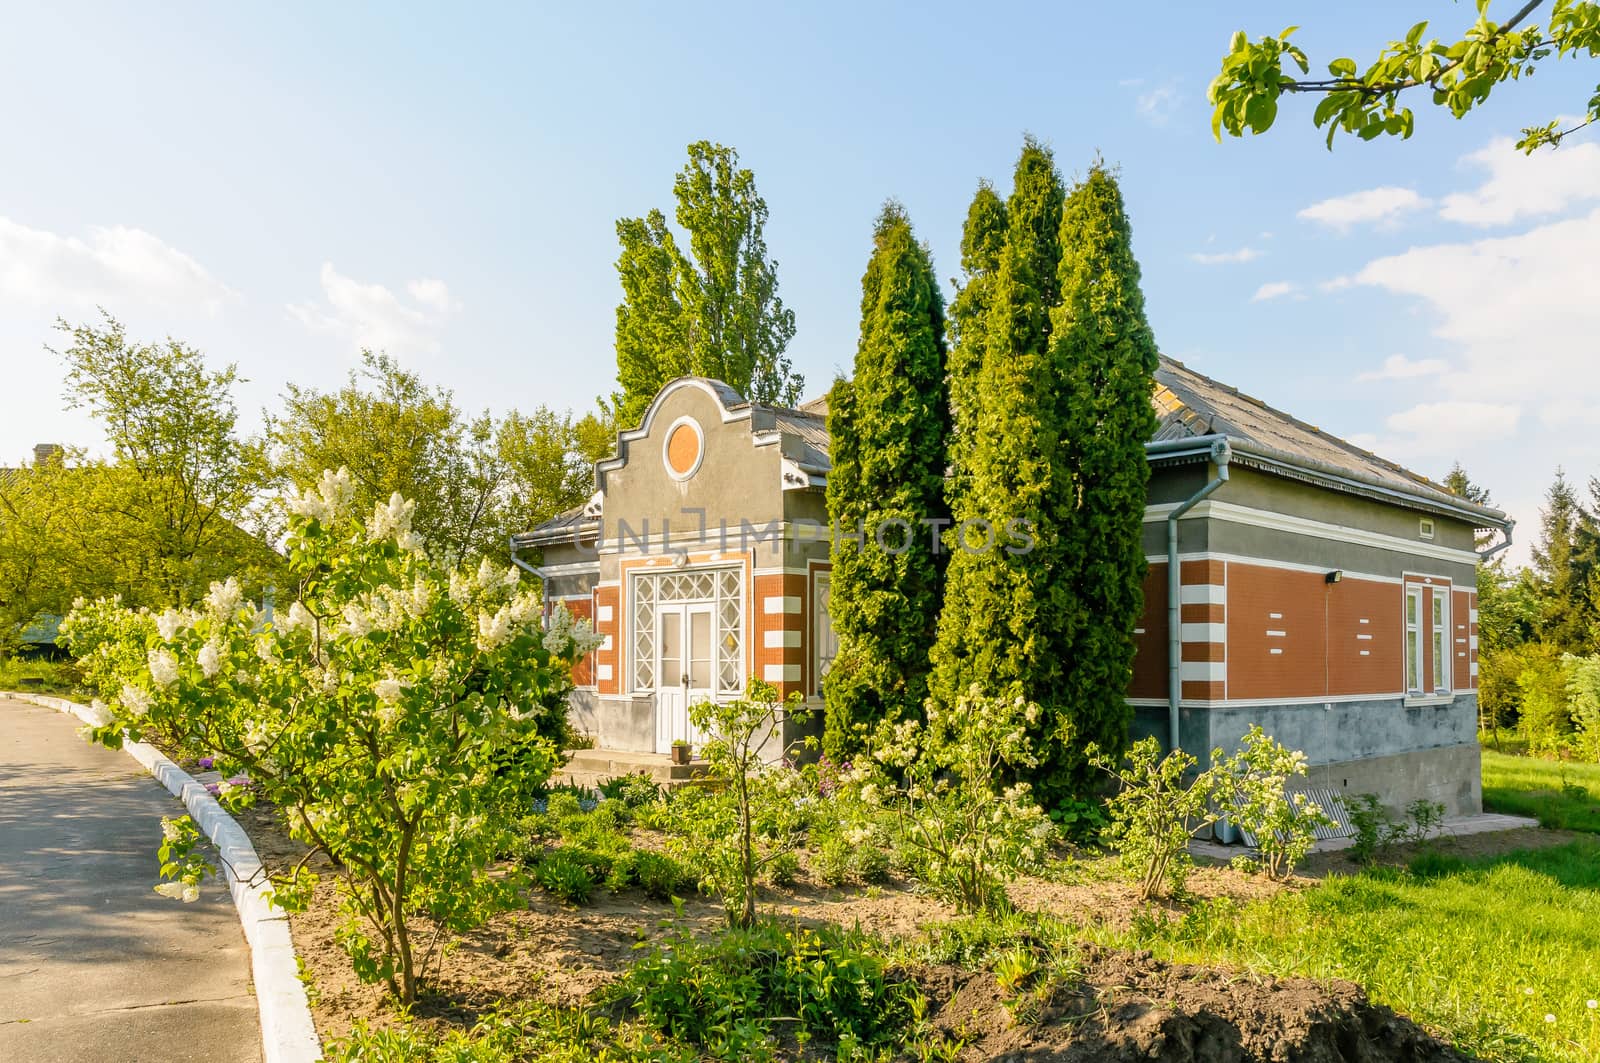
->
[1406, 20, 1430, 46]
[1329, 57, 1358, 78]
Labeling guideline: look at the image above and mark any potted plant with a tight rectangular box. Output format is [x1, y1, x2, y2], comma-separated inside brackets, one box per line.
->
[670, 739, 692, 766]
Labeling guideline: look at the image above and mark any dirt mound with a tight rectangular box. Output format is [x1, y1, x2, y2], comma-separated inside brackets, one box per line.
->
[918, 945, 1467, 1063]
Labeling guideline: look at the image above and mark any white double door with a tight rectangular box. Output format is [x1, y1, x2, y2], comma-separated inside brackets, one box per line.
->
[653, 601, 715, 754]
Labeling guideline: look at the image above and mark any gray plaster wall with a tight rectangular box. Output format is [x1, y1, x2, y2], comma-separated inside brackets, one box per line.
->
[1132, 693, 1483, 816]
[591, 694, 656, 753]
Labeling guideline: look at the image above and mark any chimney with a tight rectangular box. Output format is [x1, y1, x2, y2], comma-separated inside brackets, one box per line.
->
[33, 443, 62, 466]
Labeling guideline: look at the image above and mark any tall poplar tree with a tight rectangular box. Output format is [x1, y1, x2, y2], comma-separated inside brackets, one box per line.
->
[823, 204, 950, 759]
[1533, 469, 1600, 653]
[930, 139, 1082, 803]
[945, 182, 1007, 517]
[1050, 165, 1160, 783]
[613, 142, 801, 427]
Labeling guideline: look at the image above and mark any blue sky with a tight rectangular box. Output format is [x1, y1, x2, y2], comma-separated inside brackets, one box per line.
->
[4, 1, 1597, 563]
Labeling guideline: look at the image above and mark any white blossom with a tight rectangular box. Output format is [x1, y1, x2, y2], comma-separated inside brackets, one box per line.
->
[160, 818, 183, 842]
[205, 578, 243, 620]
[373, 677, 405, 705]
[401, 576, 432, 618]
[198, 639, 223, 678]
[476, 606, 511, 651]
[341, 602, 373, 639]
[278, 601, 314, 634]
[448, 570, 472, 605]
[287, 467, 356, 523]
[155, 609, 184, 641]
[120, 683, 152, 717]
[154, 880, 199, 902]
[147, 649, 179, 688]
[367, 492, 416, 544]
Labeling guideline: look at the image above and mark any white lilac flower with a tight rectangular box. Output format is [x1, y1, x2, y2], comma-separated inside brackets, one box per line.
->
[341, 602, 373, 639]
[367, 492, 416, 543]
[161, 818, 183, 842]
[396, 530, 426, 554]
[120, 684, 153, 717]
[373, 677, 405, 705]
[155, 609, 184, 641]
[256, 638, 277, 663]
[448, 570, 472, 605]
[280, 601, 313, 634]
[147, 649, 180, 689]
[205, 578, 243, 620]
[197, 639, 223, 678]
[477, 607, 511, 651]
[402, 576, 432, 618]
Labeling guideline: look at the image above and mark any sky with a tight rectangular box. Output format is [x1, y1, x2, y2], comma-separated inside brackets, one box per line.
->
[3, 1, 1596, 565]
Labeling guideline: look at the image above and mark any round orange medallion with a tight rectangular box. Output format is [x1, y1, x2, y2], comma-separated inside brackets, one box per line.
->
[665, 420, 702, 478]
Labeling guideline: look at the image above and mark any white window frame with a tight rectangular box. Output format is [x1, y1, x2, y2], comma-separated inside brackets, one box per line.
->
[1431, 589, 1450, 694]
[1405, 585, 1423, 694]
[812, 573, 838, 697]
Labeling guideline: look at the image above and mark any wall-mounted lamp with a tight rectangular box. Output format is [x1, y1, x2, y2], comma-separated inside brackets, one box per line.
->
[1325, 570, 1343, 584]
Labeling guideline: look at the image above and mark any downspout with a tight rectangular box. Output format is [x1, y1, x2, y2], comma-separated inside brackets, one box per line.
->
[508, 536, 548, 618]
[1167, 438, 1231, 754]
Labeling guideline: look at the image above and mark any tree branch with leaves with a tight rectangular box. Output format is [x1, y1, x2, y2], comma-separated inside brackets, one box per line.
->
[1211, 1, 1600, 151]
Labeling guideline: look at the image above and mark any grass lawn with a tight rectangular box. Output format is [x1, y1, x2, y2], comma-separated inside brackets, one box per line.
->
[0, 657, 81, 696]
[1101, 840, 1600, 1063]
[1482, 749, 1600, 834]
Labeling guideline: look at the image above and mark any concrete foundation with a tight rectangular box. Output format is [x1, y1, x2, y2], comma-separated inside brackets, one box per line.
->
[1132, 692, 1484, 817]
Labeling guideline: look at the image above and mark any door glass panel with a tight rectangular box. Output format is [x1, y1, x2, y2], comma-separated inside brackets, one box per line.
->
[689, 609, 712, 689]
[660, 610, 683, 687]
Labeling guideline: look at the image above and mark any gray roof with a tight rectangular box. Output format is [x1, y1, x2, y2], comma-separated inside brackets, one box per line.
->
[520, 357, 1507, 546]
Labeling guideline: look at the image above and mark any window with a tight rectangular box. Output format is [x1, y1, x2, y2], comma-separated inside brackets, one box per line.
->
[1431, 590, 1449, 692]
[1405, 586, 1422, 692]
[813, 574, 838, 696]
[1419, 517, 1435, 540]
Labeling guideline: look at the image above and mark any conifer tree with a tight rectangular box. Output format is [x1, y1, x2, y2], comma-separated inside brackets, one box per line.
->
[1049, 165, 1160, 787]
[823, 204, 949, 759]
[930, 139, 1080, 801]
[945, 183, 1007, 515]
[1533, 469, 1600, 653]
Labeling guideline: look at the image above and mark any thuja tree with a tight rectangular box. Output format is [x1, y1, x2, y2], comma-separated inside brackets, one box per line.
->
[1048, 166, 1160, 784]
[944, 182, 1007, 516]
[930, 138, 1082, 805]
[63, 470, 598, 1002]
[823, 204, 949, 759]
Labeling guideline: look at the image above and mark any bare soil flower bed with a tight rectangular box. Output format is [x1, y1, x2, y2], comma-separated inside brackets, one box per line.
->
[236, 804, 1480, 1060]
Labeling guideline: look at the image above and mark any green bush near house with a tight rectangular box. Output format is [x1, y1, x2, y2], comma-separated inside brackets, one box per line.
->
[0, 656, 82, 695]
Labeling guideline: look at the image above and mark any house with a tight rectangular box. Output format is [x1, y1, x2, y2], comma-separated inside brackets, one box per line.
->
[515, 357, 1510, 817]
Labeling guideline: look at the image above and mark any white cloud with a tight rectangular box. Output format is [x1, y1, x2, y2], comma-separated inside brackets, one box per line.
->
[1383, 401, 1521, 452]
[1438, 135, 1600, 227]
[289, 263, 460, 354]
[1190, 246, 1261, 265]
[1356, 354, 1449, 382]
[1298, 187, 1431, 231]
[0, 216, 232, 314]
[1136, 82, 1180, 126]
[1350, 206, 1600, 416]
[1251, 280, 1296, 302]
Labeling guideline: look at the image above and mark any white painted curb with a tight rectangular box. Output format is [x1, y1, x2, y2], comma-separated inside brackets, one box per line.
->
[7, 692, 323, 1063]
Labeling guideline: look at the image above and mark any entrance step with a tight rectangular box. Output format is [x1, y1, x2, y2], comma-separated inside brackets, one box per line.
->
[558, 747, 709, 789]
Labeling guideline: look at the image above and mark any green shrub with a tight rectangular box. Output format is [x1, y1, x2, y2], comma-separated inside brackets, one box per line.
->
[615, 922, 918, 1055]
[633, 851, 690, 901]
[534, 849, 596, 906]
[1346, 793, 1402, 865]
[763, 850, 799, 887]
[1096, 736, 1222, 900]
[1214, 726, 1331, 881]
[1403, 799, 1447, 846]
[598, 772, 664, 809]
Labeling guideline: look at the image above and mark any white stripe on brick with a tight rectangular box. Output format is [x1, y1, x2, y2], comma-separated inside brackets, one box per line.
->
[596, 664, 613, 681]
[1265, 629, 1286, 638]
[1180, 661, 1225, 682]
[762, 663, 801, 683]
[600, 635, 613, 651]
[763, 629, 801, 649]
[597, 605, 613, 622]
[1181, 622, 1225, 643]
[1180, 584, 1226, 605]
[1269, 647, 1284, 655]
[763, 595, 802, 615]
